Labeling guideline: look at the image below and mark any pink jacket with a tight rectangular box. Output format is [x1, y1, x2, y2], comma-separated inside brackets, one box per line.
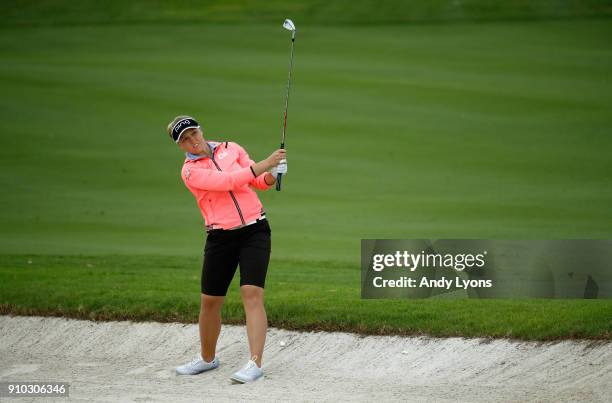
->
[181, 141, 271, 230]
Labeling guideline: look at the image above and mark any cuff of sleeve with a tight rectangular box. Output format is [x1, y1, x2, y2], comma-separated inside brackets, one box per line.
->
[263, 173, 274, 186]
[250, 166, 257, 178]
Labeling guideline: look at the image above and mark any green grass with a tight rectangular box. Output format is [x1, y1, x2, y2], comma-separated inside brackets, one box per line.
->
[1, 20, 611, 260]
[0, 16, 611, 339]
[1, 255, 610, 340]
[1, 1, 611, 27]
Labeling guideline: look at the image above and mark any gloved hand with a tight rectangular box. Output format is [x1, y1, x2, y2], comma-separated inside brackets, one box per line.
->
[271, 159, 287, 178]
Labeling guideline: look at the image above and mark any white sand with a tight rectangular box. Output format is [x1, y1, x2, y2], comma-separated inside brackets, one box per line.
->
[1, 315, 610, 402]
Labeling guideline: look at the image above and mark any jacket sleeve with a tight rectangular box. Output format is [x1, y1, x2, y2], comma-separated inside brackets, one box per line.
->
[182, 164, 256, 191]
[233, 142, 273, 190]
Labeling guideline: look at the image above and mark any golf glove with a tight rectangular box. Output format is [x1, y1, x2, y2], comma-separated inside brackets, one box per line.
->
[271, 159, 287, 178]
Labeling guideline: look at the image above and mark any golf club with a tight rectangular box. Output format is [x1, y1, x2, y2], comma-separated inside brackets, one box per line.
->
[276, 18, 296, 191]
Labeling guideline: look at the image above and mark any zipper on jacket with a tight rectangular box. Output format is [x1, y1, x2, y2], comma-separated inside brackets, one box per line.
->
[211, 157, 246, 225]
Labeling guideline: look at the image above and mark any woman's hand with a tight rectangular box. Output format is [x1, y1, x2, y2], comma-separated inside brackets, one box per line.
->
[251, 149, 287, 177]
[264, 149, 287, 170]
[271, 159, 287, 178]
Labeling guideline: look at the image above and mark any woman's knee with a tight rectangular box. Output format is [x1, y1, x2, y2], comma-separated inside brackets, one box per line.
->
[201, 294, 224, 312]
[240, 285, 264, 310]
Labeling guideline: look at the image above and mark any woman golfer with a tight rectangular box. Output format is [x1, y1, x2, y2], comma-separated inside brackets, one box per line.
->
[169, 116, 286, 383]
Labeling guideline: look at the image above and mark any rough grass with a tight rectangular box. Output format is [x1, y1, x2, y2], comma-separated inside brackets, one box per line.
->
[1, 255, 610, 340]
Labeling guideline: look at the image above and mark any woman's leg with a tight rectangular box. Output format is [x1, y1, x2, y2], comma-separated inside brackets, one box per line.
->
[240, 285, 267, 367]
[200, 293, 225, 362]
[237, 220, 271, 368]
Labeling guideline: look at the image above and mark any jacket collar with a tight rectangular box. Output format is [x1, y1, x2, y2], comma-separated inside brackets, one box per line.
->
[186, 141, 218, 161]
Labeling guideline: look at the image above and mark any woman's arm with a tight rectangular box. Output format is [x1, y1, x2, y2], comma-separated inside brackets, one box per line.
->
[235, 143, 281, 189]
[183, 166, 256, 191]
[183, 148, 285, 191]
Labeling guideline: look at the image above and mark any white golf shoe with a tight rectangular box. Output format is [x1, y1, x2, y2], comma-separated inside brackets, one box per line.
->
[176, 354, 219, 375]
[230, 358, 263, 383]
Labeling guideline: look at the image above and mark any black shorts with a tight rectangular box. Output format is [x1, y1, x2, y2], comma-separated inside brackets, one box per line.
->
[201, 218, 271, 296]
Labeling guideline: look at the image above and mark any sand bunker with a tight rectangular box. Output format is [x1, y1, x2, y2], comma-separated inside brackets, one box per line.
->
[1, 315, 610, 402]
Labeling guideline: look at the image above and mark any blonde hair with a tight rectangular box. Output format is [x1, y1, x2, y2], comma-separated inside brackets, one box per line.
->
[166, 115, 200, 140]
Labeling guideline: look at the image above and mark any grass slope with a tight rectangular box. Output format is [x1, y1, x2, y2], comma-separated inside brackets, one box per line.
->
[1, 255, 610, 340]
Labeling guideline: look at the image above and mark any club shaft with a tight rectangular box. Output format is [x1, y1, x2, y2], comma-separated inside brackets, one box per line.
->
[277, 33, 295, 191]
[281, 36, 295, 146]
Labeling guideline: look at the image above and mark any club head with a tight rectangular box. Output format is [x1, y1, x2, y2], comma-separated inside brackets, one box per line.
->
[283, 19, 296, 32]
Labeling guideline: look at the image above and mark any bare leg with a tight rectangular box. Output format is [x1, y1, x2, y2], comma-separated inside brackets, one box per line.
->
[240, 285, 267, 367]
[200, 293, 224, 362]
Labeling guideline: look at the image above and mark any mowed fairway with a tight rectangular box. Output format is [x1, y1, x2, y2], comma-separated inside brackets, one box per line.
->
[1, 19, 611, 338]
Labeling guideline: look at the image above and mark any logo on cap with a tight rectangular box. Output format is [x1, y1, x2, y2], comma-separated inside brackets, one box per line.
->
[172, 117, 200, 143]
